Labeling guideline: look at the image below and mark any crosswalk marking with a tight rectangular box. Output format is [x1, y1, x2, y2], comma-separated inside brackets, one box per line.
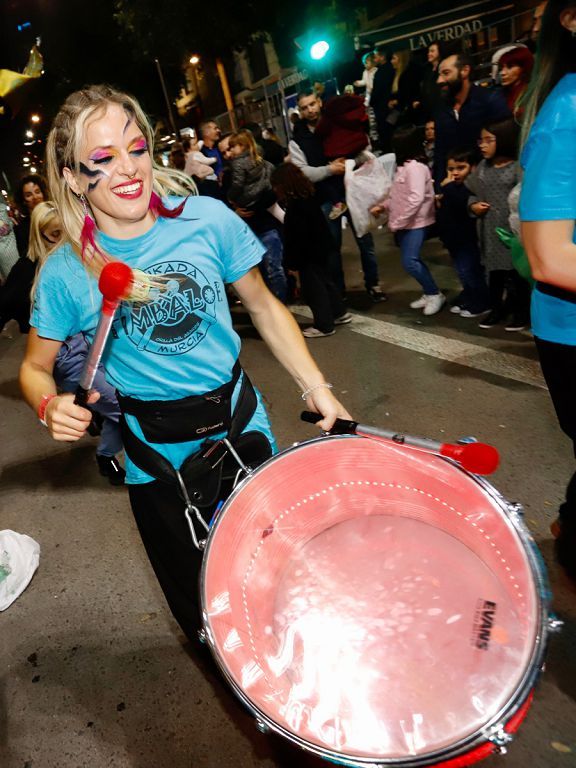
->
[290, 307, 547, 390]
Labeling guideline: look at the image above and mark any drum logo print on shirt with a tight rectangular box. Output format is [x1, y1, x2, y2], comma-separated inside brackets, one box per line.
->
[120, 260, 222, 355]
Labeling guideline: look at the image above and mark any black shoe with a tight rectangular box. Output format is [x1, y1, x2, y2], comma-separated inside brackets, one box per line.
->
[96, 455, 126, 486]
[505, 316, 529, 332]
[368, 285, 388, 303]
[478, 311, 503, 329]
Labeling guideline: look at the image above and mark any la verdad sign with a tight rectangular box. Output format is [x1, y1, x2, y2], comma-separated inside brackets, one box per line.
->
[409, 19, 483, 50]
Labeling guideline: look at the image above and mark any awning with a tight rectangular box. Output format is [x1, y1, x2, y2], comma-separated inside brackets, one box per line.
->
[355, 0, 515, 51]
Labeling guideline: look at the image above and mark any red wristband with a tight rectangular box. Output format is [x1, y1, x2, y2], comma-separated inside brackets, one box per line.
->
[38, 394, 57, 426]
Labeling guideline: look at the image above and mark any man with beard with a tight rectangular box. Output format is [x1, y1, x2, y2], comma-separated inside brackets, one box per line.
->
[433, 53, 510, 189]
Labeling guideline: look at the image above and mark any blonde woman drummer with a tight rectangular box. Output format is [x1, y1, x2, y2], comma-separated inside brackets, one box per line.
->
[19, 85, 350, 641]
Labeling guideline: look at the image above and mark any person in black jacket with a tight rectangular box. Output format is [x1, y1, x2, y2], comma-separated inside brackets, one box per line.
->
[370, 47, 395, 152]
[436, 148, 490, 316]
[271, 163, 351, 338]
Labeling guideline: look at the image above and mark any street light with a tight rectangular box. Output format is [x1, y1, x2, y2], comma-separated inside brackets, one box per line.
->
[30, 114, 40, 123]
[189, 55, 200, 65]
[25, 130, 34, 139]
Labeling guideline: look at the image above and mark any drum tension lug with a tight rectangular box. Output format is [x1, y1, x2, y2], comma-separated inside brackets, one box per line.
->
[255, 718, 270, 734]
[548, 615, 564, 633]
[198, 628, 207, 644]
[487, 725, 514, 754]
[506, 501, 524, 517]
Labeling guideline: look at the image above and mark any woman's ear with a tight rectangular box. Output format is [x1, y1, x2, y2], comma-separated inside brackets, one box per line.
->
[560, 7, 576, 35]
[62, 167, 82, 197]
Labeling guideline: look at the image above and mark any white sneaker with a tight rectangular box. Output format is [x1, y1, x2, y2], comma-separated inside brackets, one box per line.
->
[422, 293, 446, 316]
[410, 295, 428, 309]
[302, 327, 336, 338]
[334, 313, 352, 325]
[449, 304, 463, 314]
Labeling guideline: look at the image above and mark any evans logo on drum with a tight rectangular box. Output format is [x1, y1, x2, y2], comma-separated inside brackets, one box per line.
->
[472, 599, 498, 650]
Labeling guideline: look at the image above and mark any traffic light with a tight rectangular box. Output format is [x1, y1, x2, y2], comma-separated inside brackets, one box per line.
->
[294, 31, 332, 64]
[310, 40, 330, 60]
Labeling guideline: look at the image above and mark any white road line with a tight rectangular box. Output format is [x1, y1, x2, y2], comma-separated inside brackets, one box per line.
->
[290, 307, 546, 390]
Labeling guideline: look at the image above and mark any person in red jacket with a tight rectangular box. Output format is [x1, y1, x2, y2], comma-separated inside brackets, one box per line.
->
[315, 94, 370, 220]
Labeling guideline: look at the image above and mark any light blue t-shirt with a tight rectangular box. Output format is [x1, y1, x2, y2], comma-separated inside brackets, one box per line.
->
[520, 73, 576, 345]
[31, 196, 276, 483]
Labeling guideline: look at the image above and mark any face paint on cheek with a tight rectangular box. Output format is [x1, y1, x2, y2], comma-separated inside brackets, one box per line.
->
[79, 161, 106, 192]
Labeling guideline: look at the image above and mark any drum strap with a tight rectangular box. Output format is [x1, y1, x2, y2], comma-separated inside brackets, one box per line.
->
[119, 363, 267, 505]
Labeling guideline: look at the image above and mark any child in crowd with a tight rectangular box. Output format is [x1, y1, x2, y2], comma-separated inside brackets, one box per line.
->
[227, 130, 284, 222]
[271, 163, 350, 338]
[354, 52, 377, 106]
[372, 127, 444, 315]
[29, 203, 125, 484]
[182, 136, 217, 181]
[436, 148, 490, 317]
[315, 93, 370, 220]
[467, 118, 529, 331]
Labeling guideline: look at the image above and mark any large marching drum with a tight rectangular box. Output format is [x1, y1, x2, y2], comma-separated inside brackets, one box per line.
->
[199, 422, 552, 767]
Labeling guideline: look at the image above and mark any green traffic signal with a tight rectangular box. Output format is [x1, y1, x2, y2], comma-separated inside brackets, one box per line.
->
[310, 40, 330, 60]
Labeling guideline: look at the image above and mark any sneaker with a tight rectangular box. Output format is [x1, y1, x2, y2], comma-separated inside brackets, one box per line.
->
[505, 317, 529, 332]
[96, 455, 126, 486]
[410, 295, 428, 309]
[368, 285, 388, 303]
[460, 308, 490, 318]
[334, 312, 352, 325]
[422, 293, 446, 316]
[328, 202, 348, 220]
[449, 305, 464, 314]
[478, 311, 503, 329]
[302, 327, 336, 338]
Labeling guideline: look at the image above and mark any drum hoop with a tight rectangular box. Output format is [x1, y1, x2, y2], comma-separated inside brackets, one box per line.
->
[200, 433, 550, 767]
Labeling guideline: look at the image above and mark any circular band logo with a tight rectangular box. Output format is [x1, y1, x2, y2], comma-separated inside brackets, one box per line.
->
[121, 260, 220, 355]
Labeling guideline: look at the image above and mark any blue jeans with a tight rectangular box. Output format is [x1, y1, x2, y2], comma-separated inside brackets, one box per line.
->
[54, 334, 123, 457]
[397, 227, 439, 296]
[258, 228, 287, 303]
[450, 243, 490, 312]
[321, 202, 379, 293]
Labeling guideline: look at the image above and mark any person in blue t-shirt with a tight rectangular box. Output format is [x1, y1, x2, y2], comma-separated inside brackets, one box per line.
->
[19, 85, 351, 640]
[519, 0, 576, 584]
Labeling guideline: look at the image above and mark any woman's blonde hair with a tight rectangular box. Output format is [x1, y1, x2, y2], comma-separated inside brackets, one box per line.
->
[45, 84, 197, 299]
[28, 201, 65, 300]
[391, 50, 410, 95]
[229, 129, 262, 165]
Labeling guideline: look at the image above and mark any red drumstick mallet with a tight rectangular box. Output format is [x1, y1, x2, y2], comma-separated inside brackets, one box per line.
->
[74, 261, 134, 407]
[301, 412, 500, 476]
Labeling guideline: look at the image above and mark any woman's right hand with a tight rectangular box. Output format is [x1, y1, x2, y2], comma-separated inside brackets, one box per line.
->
[45, 391, 101, 441]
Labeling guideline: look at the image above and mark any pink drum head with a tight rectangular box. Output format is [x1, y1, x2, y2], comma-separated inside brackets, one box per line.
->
[201, 436, 543, 764]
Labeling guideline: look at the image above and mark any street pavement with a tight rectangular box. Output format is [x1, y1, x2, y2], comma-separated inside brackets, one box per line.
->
[1, 227, 575, 768]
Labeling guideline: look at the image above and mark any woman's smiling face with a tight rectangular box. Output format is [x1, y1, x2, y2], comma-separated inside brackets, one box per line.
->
[67, 102, 155, 238]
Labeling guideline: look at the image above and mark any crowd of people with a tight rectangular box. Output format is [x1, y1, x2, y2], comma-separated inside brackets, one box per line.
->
[0, 0, 574, 641]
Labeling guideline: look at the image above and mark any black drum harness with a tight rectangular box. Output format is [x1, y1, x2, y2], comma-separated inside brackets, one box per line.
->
[116, 361, 272, 549]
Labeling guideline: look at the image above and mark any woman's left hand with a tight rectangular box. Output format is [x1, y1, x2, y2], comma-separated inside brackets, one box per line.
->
[304, 386, 352, 432]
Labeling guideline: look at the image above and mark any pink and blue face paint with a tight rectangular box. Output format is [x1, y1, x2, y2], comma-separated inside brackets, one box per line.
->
[79, 136, 148, 192]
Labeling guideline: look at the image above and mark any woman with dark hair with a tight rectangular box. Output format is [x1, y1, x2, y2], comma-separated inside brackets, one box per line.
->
[13, 173, 48, 257]
[519, 0, 576, 582]
[271, 163, 350, 338]
[498, 47, 535, 114]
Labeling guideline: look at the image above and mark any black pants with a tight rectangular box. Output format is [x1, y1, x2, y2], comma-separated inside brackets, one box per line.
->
[535, 336, 576, 526]
[129, 481, 209, 640]
[488, 269, 531, 320]
[300, 262, 346, 333]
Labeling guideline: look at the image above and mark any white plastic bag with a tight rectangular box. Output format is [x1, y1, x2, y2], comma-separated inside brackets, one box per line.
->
[344, 151, 395, 237]
[0, 530, 40, 611]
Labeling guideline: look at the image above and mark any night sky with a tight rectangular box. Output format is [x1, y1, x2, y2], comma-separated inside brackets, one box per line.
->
[0, 0, 184, 190]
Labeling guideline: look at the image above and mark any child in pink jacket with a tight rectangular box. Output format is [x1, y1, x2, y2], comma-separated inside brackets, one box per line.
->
[373, 127, 444, 315]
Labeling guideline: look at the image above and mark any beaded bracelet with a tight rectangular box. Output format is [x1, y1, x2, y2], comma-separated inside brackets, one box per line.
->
[300, 382, 333, 401]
